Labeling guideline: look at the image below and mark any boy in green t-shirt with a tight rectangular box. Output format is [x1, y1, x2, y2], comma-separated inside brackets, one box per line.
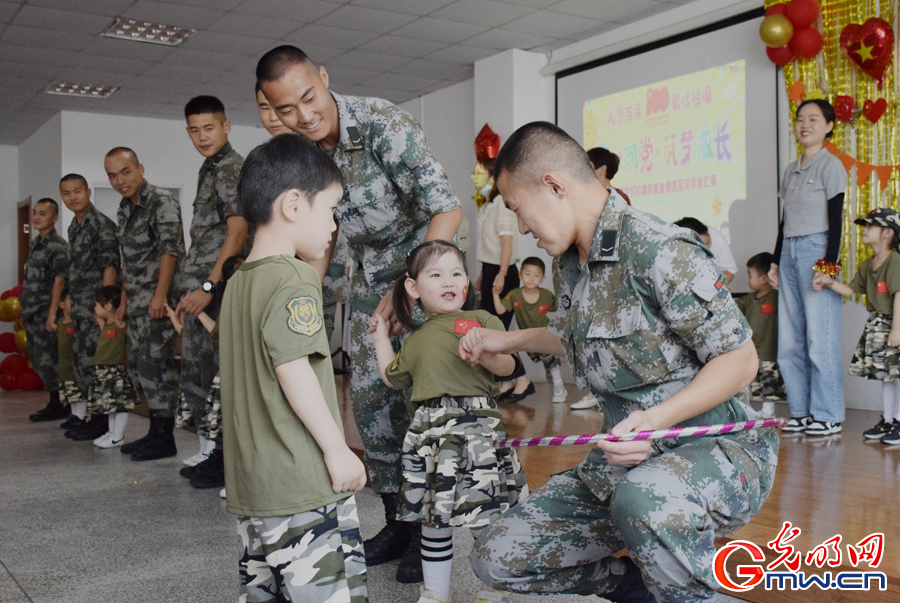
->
[218, 134, 367, 603]
[735, 252, 785, 417]
[492, 257, 567, 403]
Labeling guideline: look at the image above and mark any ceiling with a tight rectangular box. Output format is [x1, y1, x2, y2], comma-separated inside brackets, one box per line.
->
[0, 0, 694, 145]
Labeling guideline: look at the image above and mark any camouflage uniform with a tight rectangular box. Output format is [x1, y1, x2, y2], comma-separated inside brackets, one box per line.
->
[237, 496, 367, 603]
[21, 229, 68, 391]
[117, 181, 185, 416]
[67, 204, 120, 395]
[180, 142, 243, 424]
[470, 192, 780, 602]
[323, 92, 460, 494]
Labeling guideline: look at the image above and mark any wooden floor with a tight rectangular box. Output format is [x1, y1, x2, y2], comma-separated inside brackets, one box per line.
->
[338, 376, 900, 602]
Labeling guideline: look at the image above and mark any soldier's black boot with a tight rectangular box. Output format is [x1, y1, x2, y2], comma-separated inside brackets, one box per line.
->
[29, 391, 68, 422]
[69, 414, 109, 441]
[121, 417, 153, 454]
[131, 415, 177, 461]
[604, 557, 656, 603]
[363, 493, 412, 566]
[189, 448, 225, 489]
[395, 523, 423, 584]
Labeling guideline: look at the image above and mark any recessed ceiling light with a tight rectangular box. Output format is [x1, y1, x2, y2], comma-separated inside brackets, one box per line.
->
[102, 17, 196, 46]
[45, 82, 119, 98]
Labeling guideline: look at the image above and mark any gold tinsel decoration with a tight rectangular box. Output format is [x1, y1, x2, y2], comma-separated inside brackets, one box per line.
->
[767, 0, 898, 296]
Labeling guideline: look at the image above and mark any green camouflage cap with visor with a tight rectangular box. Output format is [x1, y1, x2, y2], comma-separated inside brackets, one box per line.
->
[855, 207, 900, 236]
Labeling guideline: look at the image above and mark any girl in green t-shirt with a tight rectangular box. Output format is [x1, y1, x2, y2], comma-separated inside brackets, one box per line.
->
[372, 240, 527, 603]
[88, 285, 138, 449]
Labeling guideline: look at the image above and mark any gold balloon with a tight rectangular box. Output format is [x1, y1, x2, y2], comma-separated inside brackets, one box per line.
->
[760, 15, 794, 48]
[0, 300, 13, 322]
[15, 329, 26, 352]
[5, 297, 20, 320]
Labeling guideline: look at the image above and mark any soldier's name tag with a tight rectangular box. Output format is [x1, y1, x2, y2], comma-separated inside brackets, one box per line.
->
[877, 280, 889, 294]
[453, 319, 482, 335]
[538, 304, 550, 315]
[286, 296, 322, 336]
[105, 328, 117, 339]
[761, 302, 774, 315]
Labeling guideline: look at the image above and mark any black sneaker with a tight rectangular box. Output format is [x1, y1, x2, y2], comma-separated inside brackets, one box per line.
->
[60, 415, 86, 431]
[805, 420, 842, 436]
[29, 399, 68, 422]
[882, 421, 900, 445]
[781, 416, 812, 432]
[864, 416, 892, 439]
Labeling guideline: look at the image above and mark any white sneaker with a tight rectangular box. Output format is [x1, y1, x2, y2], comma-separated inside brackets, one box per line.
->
[182, 450, 210, 467]
[551, 383, 567, 403]
[219, 488, 227, 499]
[93, 432, 113, 447]
[97, 434, 125, 449]
[570, 392, 599, 410]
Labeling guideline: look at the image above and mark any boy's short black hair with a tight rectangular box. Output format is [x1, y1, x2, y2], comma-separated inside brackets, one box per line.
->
[35, 198, 59, 216]
[238, 134, 343, 226]
[60, 173, 88, 188]
[521, 257, 545, 274]
[674, 217, 708, 236]
[256, 45, 316, 85]
[94, 285, 122, 309]
[185, 95, 226, 119]
[746, 252, 774, 274]
[585, 147, 620, 179]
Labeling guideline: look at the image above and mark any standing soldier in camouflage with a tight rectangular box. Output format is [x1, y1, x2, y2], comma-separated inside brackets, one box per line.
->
[257, 46, 462, 582]
[23, 199, 69, 422]
[174, 96, 248, 485]
[105, 147, 186, 462]
[57, 174, 119, 437]
[462, 123, 779, 603]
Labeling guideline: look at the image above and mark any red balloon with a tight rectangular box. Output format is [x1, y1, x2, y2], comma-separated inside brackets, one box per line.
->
[840, 18, 895, 89]
[474, 124, 500, 163]
[834, 95, 855, 121]
[0, 354, 28, 376]
[785, 0, 820, 29]
[0, 290, 12, 300]
[766, 3, 788, 17]
[10, 285, 22, 298]
[767, 45, 796, 66]
[791, 27, 824, 59]
[0, 373, 16, 391]
[16, 369, 43, 391]
[0, 332, 15, 354]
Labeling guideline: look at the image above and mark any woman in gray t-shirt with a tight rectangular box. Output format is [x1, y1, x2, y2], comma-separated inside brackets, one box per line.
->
[769, 99, 847, 436]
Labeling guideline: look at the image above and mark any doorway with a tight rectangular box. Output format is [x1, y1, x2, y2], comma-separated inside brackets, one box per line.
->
[17, 197, 30, 285]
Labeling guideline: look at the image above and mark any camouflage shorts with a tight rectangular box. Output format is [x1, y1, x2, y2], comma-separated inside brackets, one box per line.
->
[58, 380, 83, 406]
[850, 313, 900, 381]
[87, 365, 138, 415]
[752, 360, 786, 401]
[175, 391, 195, 430]
[237, 496, 367, 603]
[398, 396, 527, 529]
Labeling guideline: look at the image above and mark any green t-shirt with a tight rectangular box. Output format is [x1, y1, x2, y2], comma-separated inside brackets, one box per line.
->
[735, 289, 778, 362]
[219, 255, 348, 517]
[849, 252, 900, 313]
[501, 287, 557, 330]
[386, 309, 505, 402]
[56, 318, 76, 382]
[93, 323, 127, 365]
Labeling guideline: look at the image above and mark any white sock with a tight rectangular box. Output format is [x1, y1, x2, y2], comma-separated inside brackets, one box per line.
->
[71, 401, 87, 419]
[199, 435, 214, 455]
[883, 382, 900, 423]
[113, 412, 129, 439]
[421, 525, 453, 602]
[107, 414, 116, 434]
[762, 401, 775, 415]
[549, 366, 563, 387]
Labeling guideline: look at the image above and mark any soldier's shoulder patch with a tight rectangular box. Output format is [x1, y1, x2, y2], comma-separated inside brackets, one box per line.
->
[286, 296, 322, 336]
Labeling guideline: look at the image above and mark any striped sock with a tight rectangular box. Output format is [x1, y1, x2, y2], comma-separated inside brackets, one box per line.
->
[421, 525, 453, 602]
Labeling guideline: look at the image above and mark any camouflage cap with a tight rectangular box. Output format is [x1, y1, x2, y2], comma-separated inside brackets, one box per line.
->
[855, 207, 900, 235]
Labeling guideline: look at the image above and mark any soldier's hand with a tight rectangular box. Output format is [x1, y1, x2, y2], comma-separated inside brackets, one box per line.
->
[595, 411, 654, 466]
[370, 291, 402, 336]
[149, 294, 167, 319]
[181, 288, 213, 317]
[459, 327, 486, 366]
[371, 314, 390, 340]
[44, 316, 56, 332]
[324, 446, 367, 493]
[459, 328, 511, 365]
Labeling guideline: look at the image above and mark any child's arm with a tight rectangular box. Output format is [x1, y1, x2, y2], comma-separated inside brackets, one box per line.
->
[165, 304, 183, 334]
[491, 288, 508, 316]
[197, 311, 216, 333]
[891, 292, 900, 347]
[815, 272, 855, 297]
[372, 314, 397, 388]
[275, 357, 367, 493]
[459, 327, 515, 376]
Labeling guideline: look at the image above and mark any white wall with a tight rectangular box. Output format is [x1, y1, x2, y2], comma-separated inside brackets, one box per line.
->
[59, 111, 270, 247]
[0, 145, 19, 289]
[18, 113, 62, 237]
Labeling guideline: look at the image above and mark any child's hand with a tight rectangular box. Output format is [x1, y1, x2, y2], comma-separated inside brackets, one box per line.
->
[324, 446, 367, 493]
[492, 282, 503, 295]
[890, 329, 900, 348]
[371, 314, 389, 340]
[460, 327, 487, 366]
[811, 272, 833, 291]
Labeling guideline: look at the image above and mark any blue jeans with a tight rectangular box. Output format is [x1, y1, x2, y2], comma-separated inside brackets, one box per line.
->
[777, 233, 845, 422]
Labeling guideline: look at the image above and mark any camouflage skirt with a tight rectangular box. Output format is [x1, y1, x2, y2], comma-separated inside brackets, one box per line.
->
[58, 380, 83, 406]
[87, 365, 138, 415]
[849, 313, 900, 381]
[398, 395, 527, 529]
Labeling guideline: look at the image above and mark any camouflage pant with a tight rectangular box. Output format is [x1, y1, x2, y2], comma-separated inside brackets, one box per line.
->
[180, 313, 219, 423]
[238, 496, 367, 603]
[850, 312, 900, 381]
[470, 437, 777, 602]
[752, 360, 786, 401]
[87, 365, 139, 415]
[23, 313, 58, 392]
[126, 314, 178, 416]
[197, 374, 222, 443]
[70, 291, 101, 394]
[526, 351, 561, 382]
[58, 380, 83, 406]
[348, 271, 410, 494]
